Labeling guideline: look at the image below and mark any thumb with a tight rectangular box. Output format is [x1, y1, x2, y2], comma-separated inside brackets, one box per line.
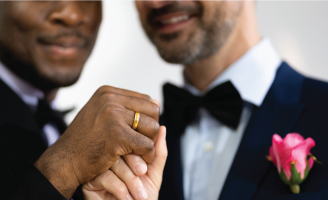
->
[147, 126, 167, 189]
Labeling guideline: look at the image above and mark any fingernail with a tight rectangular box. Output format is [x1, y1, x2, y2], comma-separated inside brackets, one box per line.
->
[126, 194, 133, 200]
[135, 161, 147, 175]
[137, 187, 148, 200]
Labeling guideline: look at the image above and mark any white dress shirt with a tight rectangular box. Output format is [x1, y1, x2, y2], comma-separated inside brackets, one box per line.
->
[181, 37, 282, 200]
[0, 62, 61, 147]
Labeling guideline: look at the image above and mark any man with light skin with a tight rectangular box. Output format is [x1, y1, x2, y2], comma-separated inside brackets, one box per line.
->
[0, 1, 167, 200]
[133, 1, 328, 200]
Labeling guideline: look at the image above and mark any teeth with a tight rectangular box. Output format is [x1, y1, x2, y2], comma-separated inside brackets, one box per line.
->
[161, 15, 189, 25]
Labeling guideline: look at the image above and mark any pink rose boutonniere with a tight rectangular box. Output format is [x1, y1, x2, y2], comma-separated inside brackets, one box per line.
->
[266, 133, 321, 194]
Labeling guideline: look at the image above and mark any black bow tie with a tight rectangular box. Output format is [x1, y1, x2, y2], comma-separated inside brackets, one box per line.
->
[34, 99, 68, 134]
[163, 81, 243, 134]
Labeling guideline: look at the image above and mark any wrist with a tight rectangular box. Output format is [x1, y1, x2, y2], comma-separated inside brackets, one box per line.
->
[34, 147, 80, 199]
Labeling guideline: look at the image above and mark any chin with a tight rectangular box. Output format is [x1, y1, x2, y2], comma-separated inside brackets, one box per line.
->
[36, 64, 84, 89]
[155, 39, 203, 64]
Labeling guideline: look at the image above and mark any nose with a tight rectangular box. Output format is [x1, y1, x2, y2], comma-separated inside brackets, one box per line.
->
[49, 1, 86, 27]
[144, 1, 175, 9]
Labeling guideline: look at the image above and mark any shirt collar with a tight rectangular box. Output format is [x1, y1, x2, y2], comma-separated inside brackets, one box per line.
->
[0, 62, 45, 109]
[184, 37, 282, 107]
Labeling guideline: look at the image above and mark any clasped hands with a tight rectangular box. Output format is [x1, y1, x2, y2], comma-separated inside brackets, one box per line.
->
[34, 86, 167, 200]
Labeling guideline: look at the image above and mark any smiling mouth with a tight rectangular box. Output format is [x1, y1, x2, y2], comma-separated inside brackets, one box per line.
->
[38, 37, 86, 57]
[159, 15, 190, 25]
[151, 12, 198, 35]
[47, 45, 79, 56]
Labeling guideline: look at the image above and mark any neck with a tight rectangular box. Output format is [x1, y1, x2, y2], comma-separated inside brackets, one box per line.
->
[184, 1, 261, 91]
[0, 60, 59, 103]
[0, 56, 59, 103]
[44, 89, 58, 103]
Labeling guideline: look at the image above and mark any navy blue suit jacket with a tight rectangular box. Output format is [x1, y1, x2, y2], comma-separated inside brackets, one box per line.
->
[159, 62, 328, 200]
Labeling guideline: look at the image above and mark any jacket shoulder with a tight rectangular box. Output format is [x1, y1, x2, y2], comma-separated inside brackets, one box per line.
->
[302, 77, 328, 103]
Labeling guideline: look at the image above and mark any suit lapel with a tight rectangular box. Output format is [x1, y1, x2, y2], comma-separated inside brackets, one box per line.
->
[219, 63, 306, 200]
[0, 79, 39, 135]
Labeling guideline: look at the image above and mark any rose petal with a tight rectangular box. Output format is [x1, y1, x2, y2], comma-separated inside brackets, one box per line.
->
[272, 134, 283, 173]
[269, 146, 277, 166]
[277, 133, 309, 180]
[309, 157, 314, 169]
[271, 133, 315, 181]
[283, 133, 304, 149]
[291, 138, 315, 179]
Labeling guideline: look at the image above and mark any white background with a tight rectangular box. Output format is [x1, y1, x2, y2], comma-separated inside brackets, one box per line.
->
[56, 1, 328, 123]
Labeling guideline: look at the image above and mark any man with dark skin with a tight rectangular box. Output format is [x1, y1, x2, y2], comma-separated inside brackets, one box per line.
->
[0, 2, 166, 200]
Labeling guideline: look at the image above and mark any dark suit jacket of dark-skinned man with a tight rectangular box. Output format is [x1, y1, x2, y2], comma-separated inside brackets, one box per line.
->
[0, 79, 83, 200]
[159, 62, 328, 200]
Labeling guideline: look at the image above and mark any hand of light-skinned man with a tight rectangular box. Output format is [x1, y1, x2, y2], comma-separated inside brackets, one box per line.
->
[82, 126, 167, 200]
[34, 86, 160, 199]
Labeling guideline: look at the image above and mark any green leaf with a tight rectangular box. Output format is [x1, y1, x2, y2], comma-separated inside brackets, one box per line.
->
[279, 168, 291, 185]
[290, 163, 303, 185]
[278, 163, 310, 185]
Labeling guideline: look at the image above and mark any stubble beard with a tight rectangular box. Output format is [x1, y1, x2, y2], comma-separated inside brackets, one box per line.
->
[147, 9, 239, 65]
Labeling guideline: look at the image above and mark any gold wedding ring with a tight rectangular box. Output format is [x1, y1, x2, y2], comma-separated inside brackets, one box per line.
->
[132, 112, 140, 130]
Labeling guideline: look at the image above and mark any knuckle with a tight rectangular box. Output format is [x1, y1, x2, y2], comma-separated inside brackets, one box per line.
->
[96, 85, 114, 96]
[99, 92, 117, 104]
[114, 157, 124, 167]
[154, 120, 160, 131]
[97, 91, 111, 103]
[149, 118, 160, 136]
[142, 94, 152, 102]
[145, 140, 155, 152]
[106, 92, 119, 101]
[102, 170, 114, 182]
[101, 105, 127, 130]
[131, 176, 142, 187]
[104, 104, 123, 116]
[151, 103, 160, 118]
[115, 183, 128, 196]
[96, 85, 109, 93]
[114, 144, 129, 157]
[97, 89, 121, 105]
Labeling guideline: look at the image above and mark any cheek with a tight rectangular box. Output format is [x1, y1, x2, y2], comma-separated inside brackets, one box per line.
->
[86, 3, 103, 32]
[135, 3, 148, 26]
[10, 2, 45, 31]
[200, 1, 240, 26]
[199, 2, 219, 24]
[223, 1, 243, 18]
[3, 3, 46, 55]
[0, 20, 34, 64]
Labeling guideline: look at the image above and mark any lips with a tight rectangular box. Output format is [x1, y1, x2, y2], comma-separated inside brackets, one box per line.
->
[38, 36, 86, 58]
[39, 36, 85, 48]
[155, 12, 191, 24]
[148, 2, 201, 35]
[150, 12, 195, 34]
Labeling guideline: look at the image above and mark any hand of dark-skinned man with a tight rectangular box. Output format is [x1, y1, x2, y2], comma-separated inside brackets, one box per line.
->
[34, 85, 160, 199]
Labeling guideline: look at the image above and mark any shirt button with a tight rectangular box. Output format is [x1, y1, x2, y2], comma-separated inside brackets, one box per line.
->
[204, 141, 213, 152]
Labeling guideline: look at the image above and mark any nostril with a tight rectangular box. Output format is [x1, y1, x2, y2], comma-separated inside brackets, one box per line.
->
[50, 13, 85, 27]
[48, 2, 86, 27]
